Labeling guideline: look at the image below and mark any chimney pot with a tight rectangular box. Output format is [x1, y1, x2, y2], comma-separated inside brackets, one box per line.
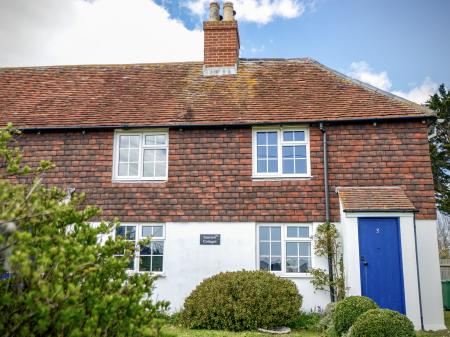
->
[223, 2, 235, 21]
[209, 2, 220, 21]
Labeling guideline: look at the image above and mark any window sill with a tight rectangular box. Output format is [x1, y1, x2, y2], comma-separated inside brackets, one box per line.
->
[112, 179, 168, 184]
[126, 271, 166, 278]
[280, 273, 312, 279]
[252, 175, 313, 181]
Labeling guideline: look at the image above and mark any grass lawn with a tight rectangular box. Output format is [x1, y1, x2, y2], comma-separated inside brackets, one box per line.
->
[163, 311, 450, 337]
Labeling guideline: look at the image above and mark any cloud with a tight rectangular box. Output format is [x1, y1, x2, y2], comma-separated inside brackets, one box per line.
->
[347, 61, 437, 104]
[0, 0, 203, 67]
[392, 77, 438, 105]
[347, 61, 392, 91]
[186, 0, 310, 24]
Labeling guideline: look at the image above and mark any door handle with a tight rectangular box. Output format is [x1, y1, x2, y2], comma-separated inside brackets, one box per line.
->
[361, 256, 368, 266]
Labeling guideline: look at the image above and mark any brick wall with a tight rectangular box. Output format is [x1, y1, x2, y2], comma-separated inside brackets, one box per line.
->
[17, 120, 436, 222]
[203, 21, 239, 68]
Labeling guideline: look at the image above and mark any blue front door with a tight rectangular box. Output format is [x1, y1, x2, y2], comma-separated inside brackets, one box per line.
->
[358, 217, 405, 314]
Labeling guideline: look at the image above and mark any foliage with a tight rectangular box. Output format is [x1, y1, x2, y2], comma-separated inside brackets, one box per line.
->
[0, 124, 170, 336]
[348, 308, 414, 337]
[309, 222, 346, 301]
[289, 310, 322, 330]
[427, 84, 450, 216]
[332, 296, 378, 336]
[316, 302, 338, 336]
[180, 270, 302, 331]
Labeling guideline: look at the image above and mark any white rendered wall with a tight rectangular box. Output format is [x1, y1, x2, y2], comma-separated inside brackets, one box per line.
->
[338, 205, 445, 330]
[152, 222, 330, 312]
[416, 220, 445, 330]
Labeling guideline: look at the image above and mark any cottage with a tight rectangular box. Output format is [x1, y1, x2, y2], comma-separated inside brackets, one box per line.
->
[0, 1, 444, 331]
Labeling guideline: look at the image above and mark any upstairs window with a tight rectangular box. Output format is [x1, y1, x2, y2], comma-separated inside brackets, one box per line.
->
[253, 127, 310, 178]
[113, 131, 168, 181]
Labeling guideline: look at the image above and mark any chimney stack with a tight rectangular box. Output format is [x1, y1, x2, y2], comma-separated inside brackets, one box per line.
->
[203, 2, 240, 76]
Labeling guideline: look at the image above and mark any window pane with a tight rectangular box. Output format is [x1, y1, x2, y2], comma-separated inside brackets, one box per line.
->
[271, 227, 281, 241]
[127, 258, 134, 270]
[126, 226, 136, 240]
[153, 226, 163, 237]
[257, 146, 266, 158]
[295, 145, 306, 158]
[283, 131, 293, 142]
[294, 131, 305, 141]
[152, 241, 164, 255]
[119, 135, 130, 148]
[271, 257, 281, 271]
[155, 149, 166, 161]
[152, 256, 163, 272]
[140, 256, 151, 272]
[257, 160, 267, 173]
[299, 257, 310, 273]
[143, 162, 154, 177]
[118, 163, 128, 176]
[129, 136, 140, 148]
[287, 227, 298, 238]
[155, 135, 166, 145]
[299, 242, 311, 256]
[267, 132, 277, 145]
[267, 146, 277, 159]
[142, 226, 152, 237]
[129, 162, 139, 176]
[268, 159, 278, 173]
[257, 132, 266, 145]
[145, 135, 155, 145]
[287, 226, 309, 238]
[298, 227, 309, 238]
[282, 146, 294, 159]
[259, 242, 270, 255]
[283, 159, 294, 174]
[295, 159, 307, 174]
[271, 242, 281, 256]
[119, 148, 129, 162]
[286, 257, 298, 273]
[143, 149, 155, 161]
[140, 244, 151, 255]
[155, 162, 166, 177]
[129, 148, 139, 162]
[259, 227, 270, 241]
[286, 242, 298, 256]
[260, 257, 270, 271]
[116, 226, 125, 238]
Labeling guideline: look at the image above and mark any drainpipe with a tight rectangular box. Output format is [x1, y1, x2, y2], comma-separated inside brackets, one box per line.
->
[413, 212, 425, 330]
[320, 122, 335, 302]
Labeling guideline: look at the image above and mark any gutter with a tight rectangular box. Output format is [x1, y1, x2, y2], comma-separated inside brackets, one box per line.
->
[14, 115, 435, 132]
[320, 122, 335, 302]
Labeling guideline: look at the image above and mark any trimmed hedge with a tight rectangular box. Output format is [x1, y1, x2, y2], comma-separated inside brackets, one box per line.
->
[333, 296, 378, 336]
[180, 270, 302, 331]
[349, 309, 415, 337]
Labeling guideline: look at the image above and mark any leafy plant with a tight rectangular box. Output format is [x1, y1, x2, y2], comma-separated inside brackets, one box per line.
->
[0, 124, 170, 336]
[348, 308, 414, 337]
[289, 310, 322, 330]
[316, 302, 338, 336]
[180, 270, 302, 331]
[309, 222, 346, 301]
[332, 296, 378, 336]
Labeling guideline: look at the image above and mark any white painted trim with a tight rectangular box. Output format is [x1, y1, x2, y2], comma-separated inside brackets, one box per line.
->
[112, 129, 169, 182]
[345, 212, 416, 218]
[251, 126, 311, 179]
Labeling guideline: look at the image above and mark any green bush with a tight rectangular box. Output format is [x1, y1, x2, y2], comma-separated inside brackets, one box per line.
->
[316, 302, 338, 336]
[348, 309, 414, 337]
[290, 311, 322, 330]
[180, 270, 302, 331]
[333, 296, 378, 336]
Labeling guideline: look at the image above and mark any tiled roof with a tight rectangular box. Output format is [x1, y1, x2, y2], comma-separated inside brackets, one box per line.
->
[337, 186, 416, 212]
[0, 58, 434, 130]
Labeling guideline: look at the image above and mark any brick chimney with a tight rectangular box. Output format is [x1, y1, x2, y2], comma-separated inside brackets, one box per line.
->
[203, 2, 240, 76]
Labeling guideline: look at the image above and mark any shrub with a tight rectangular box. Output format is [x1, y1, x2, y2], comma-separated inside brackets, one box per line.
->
[180, 270, 302, 331]
[316, 302, 337, 336]
[290, 310, 322, 330]
[333, 296, 378, 336]
[349, 309, 415, 337]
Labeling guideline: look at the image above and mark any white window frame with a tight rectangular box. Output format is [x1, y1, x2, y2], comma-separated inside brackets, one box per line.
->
[113, 223, 165, 274]
[252, 126, 311, 178]
[257, 224, 313, 277]
[113, 130, 169, 181]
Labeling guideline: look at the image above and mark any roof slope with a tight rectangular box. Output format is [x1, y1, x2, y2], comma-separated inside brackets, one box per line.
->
[337, 186, 416, 212]
[0, 58, 433, 129]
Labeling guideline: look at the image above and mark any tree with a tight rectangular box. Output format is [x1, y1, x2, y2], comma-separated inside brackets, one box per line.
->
[0, 124, 170, 337]
[428, 84, 450, 215]
[309, 222, 346, 302]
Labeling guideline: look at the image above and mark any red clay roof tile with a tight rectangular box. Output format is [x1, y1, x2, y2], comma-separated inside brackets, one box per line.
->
[0, 59, 434, 129]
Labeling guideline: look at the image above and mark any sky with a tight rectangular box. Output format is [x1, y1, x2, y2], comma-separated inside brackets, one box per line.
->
[0, 0, 449, 104]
